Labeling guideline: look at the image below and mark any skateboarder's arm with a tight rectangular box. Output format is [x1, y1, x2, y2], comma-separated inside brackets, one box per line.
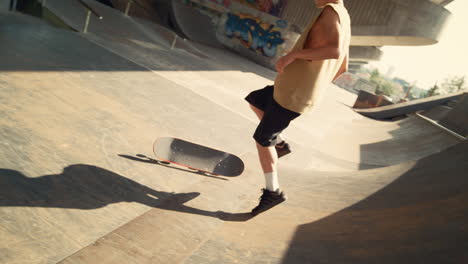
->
[333, 53, 348, 81]
[293, 7, 343, 60]
[276, 7, 343, 73]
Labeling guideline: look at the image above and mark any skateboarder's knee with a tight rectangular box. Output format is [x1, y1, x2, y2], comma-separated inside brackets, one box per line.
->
[254, 134, 277, 147]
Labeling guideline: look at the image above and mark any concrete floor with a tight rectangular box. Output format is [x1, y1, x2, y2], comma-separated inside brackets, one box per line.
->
[0, 8, 467, 264]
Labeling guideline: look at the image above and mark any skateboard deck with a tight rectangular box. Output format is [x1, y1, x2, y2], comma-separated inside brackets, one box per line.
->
[153, 137, 244, 177]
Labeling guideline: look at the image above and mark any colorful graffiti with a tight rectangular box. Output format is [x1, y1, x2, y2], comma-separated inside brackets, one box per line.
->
[224, 13, 285, 57]
[235, 0, 285, 16]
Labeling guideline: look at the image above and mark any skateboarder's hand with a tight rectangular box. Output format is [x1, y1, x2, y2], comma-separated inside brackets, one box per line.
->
[275, 53, 296, 74]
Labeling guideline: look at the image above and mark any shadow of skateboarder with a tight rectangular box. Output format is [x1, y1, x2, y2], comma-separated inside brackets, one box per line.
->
[0, 164, 252, 222]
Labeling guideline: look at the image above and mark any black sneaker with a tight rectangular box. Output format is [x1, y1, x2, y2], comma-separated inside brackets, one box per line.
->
[275, 141, 291, 158]
[251, 189, 287, 216]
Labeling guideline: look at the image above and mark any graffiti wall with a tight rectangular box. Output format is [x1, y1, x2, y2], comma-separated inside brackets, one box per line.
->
[216, 2, 300, 67]
[223, 13, 285, 57]
[181, 0, 300, 68]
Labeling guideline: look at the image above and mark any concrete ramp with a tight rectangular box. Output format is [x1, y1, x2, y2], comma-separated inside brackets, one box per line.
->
[0, 11, 257, 264]
[282, 141, 468, 263]
[1, 10, 467, 264]
[43, 0, 170, 46]
[28, 0, 463, 172]
[58, 142, 468, 264]
[41, 0, 211, 59]
[354, 91, 465, 120]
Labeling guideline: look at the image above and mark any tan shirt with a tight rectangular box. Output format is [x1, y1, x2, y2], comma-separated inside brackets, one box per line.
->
[274, 3, 351, 114]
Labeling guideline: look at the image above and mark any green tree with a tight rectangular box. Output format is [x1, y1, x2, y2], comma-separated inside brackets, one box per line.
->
[425, 83, 440, 97]
[370, 69, 380, 81]
[375, 79, 395, 97]
[368, 69, 395, 97]
[440, 75, 467, 94]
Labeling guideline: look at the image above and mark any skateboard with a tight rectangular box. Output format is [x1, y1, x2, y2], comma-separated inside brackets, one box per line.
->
[153, 137, 244, 177]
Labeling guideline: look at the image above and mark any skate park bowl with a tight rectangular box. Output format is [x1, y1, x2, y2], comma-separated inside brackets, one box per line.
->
[1, 4, 467, 264]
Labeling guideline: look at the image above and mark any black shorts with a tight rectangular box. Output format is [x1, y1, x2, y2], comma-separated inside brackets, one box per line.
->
[245, 85, 300, 147]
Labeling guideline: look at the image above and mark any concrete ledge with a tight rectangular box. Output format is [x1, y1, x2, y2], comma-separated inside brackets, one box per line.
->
[354, 92, 465, 120]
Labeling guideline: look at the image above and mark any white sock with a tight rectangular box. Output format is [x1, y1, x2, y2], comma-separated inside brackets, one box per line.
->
[264, 172, 279, 192]
[276, 134, 285, 144]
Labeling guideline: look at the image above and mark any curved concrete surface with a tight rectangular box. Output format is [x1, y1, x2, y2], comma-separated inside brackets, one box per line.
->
[40, 0, 461, 171]
[1, 11, 466, 264]
[55, 141, 468, 264]
[43, 0, 173, 46]
[42, 0, 465, 171]
[281, 141, 468, 264]
[354, 91, 465, 120]
[171, 0, 223, 48]
[43, 0, 211, 59]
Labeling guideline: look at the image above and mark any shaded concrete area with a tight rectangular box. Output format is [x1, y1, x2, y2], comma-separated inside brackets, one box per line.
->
[282, 142, 468, 264]
[0, 11, 143, 72]
[1, 9, 466, 264]
[42, 0, 174, 47]
[439, 93, 468, 137]
[53, 143, 468, 264]
[0, 0, 10, 11]
[181, 142, 468, 264]
[356, 115, 461, 168]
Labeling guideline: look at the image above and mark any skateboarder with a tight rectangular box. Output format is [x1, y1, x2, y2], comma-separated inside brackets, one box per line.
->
[246, 0, 351, 215]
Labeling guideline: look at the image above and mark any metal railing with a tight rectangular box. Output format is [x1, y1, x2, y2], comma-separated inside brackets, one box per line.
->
[40, 0, 103, 33]
[76, 0, 103, 33]
[9, 0, 16, 11]
[12, 0, 180, 50]
[121, 0, 180, 50]
[124, 0, 147, 17]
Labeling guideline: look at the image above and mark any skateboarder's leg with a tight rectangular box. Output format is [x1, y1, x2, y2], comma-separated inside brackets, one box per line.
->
[249, 99, 299, 215]
[249, 103, 287, 142]
[256, 143, 277, 174]
[251, 106, 279, 173]
[253, 106, 289, 190]
[256, 142, 279, 189]
[249, 103, 289, 157]
[249, 103, 264, 120]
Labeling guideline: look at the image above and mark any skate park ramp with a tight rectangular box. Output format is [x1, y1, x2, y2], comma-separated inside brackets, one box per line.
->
[35, 0, 462, 171]
[1, 9, 467, 264]
[354, 91, 465, 120]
